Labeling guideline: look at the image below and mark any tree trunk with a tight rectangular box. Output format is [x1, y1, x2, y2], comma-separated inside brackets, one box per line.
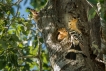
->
[37, 0, 105, 71]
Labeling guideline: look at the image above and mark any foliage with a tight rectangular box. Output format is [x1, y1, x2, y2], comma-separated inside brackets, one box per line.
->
[88, 0, 106, 22]
[0, 0, 50, 71]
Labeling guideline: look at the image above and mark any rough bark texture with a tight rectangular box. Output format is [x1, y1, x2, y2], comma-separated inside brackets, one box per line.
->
[37, 0, 105, 71]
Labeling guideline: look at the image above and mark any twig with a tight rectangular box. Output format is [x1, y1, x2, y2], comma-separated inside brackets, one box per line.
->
[12, 0, 23, 6]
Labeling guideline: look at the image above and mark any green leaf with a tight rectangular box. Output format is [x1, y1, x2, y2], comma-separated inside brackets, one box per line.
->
[13, 54, 18, 67]
[29, 43, 39, 55]
[39, 37, 43, 43]
[99, 0, 104, 3]
[43, 63, 51, 70]
[103, 11, 106, 21]
[0, 55, 6, 69]
[8, 62, 12, 67]
[42, 52, 48, 64]
[0, 60, 7, 69]
[24, 63, 30, 70]
[88, 8, 96, 21]
[10, 34, 20, 41]
[18, 43, 24, 48]
[26, 58, 33, 63]
[9, 53, 18, 67]
[0, 19, 5, 25]
[35, 41, 38, 48]
[8, 29, 16, 34]
[29, 61, 37, 69]
[0, 40, 8, 49]
[10, 7, 15, 15]
[88, 0, 98, 5]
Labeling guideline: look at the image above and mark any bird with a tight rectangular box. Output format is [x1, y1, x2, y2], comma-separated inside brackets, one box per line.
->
[27, 8, 39, 22]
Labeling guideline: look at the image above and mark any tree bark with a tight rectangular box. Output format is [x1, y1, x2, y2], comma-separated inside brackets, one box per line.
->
[37, 0, 105, 71]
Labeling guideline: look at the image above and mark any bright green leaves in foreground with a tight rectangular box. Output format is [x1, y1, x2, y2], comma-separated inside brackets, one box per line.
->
[0, 0, 50, 71]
